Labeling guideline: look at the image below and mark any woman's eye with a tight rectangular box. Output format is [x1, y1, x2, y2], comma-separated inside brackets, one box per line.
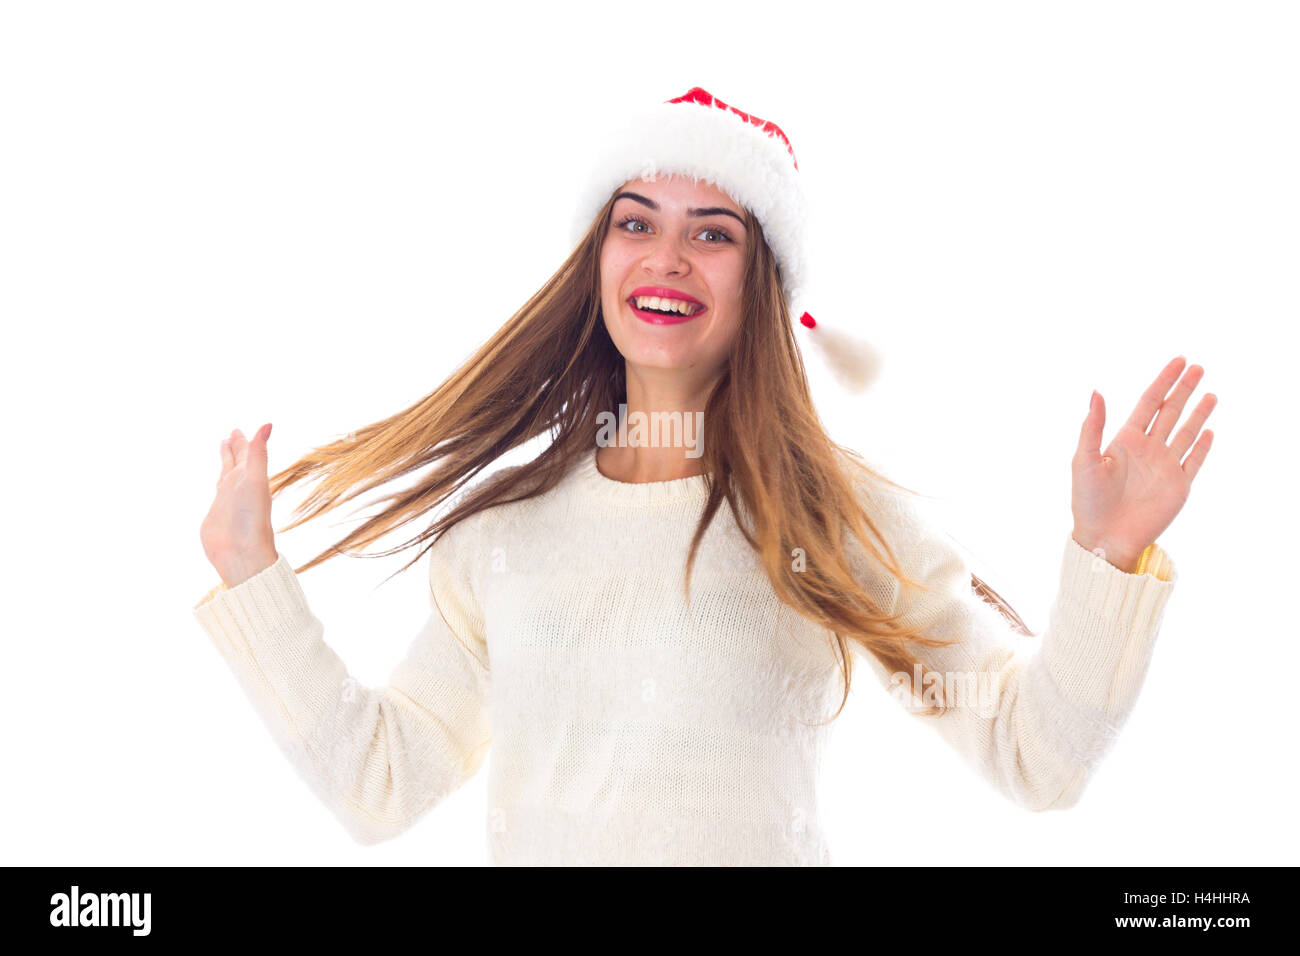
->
[615, 216, 732, 243]
[615, 216, 651, 234]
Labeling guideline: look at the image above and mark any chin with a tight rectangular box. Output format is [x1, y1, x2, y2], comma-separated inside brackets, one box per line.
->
[622, 346, 698, 371]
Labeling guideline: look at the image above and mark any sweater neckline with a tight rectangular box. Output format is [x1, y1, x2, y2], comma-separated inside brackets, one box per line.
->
[574, 447, 711, 505]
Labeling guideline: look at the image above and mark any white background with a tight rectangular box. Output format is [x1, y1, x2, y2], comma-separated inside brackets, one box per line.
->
[1, 0, 1293, 866]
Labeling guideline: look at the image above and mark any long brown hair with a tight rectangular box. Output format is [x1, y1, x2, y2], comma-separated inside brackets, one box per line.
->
[265, 181, 1032, 723]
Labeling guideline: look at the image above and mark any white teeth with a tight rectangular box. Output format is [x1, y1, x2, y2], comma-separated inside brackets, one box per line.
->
[633, 296, 701, 315]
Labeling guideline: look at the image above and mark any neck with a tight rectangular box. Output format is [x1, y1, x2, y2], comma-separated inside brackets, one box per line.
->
[596, 364, 717, 483]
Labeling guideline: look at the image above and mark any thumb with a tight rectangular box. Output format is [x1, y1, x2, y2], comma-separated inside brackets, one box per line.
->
[1076, 391, 1103, 460]
[245, 422, 272, 472]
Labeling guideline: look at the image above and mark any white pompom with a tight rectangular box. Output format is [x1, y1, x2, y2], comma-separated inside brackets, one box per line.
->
[803, 317, 883, 393]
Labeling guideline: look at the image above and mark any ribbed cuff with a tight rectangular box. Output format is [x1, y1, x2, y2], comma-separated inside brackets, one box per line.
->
[1011, 534, 1178, 771]
[192, 553, 326, 737]
[1041, 533, 1178, 717]
[194, 551, 311, 644]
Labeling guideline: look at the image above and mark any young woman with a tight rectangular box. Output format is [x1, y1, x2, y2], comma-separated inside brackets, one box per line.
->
[194, 88, 1216, 866]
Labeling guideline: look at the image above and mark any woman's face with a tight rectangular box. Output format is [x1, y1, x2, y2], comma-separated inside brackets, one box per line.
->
[599, 174, 748, 384]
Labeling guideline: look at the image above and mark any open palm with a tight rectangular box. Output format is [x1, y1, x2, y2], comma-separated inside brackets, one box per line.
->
[1072, 356, 1217, 572]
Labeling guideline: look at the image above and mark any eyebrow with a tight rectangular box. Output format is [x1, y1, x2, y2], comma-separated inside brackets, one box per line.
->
[613, 191, 747, 228]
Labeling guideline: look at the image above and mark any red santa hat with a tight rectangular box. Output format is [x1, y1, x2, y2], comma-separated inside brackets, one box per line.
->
[570, 87, 881, 393]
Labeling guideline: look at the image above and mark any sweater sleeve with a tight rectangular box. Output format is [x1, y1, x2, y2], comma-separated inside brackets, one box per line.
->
[191, 517, 492, 845]
[850, 485, 1177, 812]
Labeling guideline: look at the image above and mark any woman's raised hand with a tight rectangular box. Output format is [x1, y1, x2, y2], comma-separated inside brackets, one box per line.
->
[200, 423, 279, 589]
[1071, 356, 1217, 572]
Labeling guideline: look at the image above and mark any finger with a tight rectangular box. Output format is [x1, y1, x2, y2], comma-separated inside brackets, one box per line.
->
[1124, 355, 1187, 433]
[220, 437, 234, 474]
[245, 423, 271, 475]
[230, 428, 248, 467]
[1169, 392, 1218, 460]
[1076, 390, 1105, 460]
[1182, 429, 1214, 482]
[1149, 363, 1205, 443]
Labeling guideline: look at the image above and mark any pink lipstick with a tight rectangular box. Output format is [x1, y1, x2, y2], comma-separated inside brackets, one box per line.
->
[626, 286, 708, 325]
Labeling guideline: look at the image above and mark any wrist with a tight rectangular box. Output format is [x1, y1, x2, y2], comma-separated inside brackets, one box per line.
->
[1071, 530, 1144, 574]
[219, 550, 279, 590]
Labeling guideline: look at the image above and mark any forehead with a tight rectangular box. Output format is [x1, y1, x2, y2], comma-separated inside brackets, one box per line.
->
[614, 174, 745, 215]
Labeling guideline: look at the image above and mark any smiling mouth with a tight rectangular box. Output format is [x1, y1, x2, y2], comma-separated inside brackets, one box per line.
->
[627, 296, 707, 325]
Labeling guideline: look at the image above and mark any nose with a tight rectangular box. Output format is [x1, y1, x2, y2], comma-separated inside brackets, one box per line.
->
[640, 230, 691, 277]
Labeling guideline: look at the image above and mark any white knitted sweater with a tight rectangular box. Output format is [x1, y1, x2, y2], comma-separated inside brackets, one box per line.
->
[193, 447, 1176, 865]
